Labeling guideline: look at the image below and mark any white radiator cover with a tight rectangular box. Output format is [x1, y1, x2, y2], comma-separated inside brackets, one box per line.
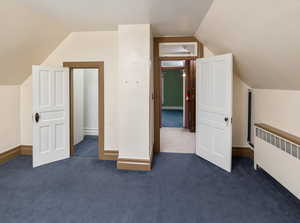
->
[254, 127, 300, 199]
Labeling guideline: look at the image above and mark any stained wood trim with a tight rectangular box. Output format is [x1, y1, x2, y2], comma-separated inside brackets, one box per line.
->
[63, 61, 106, 160]
[118, 158, 150, 163]
[153, 38, 161, 153]
[20, 146, 33, 155]
[101, 150, 119, 161]
[155, 36, 200, 43]
[63, 61, 103, 69]
[117, 158, 151, 171]
[0, 146, 21, 165]
[70, 68, 75, 156]
[161, 66, 184, 70]
[0, 145, 33, 165]
[255, 123, 300, 145]
[160, 56, 199, 61]
[232, 147, 254, 160]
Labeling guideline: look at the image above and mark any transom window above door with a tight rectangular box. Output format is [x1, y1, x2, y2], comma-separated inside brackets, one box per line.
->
[159, 42, 198, 57]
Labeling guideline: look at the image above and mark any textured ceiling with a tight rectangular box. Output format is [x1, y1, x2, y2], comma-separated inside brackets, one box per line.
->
[195, 0, 300, 90]
[1, 0, 213, 84]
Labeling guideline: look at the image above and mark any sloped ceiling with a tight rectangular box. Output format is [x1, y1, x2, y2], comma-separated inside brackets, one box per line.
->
[0, 1, 69, 84]
[23, 0, 213, 36]
[196, 0, 300, 90]
[1, 0, 213, 85]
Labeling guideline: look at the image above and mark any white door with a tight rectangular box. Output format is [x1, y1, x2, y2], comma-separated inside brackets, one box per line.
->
[195, 54, 233, 172]
[32, 66, 70, 167]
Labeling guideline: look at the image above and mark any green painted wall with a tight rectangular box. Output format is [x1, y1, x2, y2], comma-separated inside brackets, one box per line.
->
[162, 69, 183, 108]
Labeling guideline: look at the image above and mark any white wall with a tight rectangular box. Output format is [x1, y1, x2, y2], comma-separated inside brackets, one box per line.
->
[254, 89, 300, 136]
[232, 74, 249, 147]
[73, 69, 84, 145]
[203, 46, 214, 58]
[20, 31, 118, 150]
[83, 69, 98, 135]
[254, 89, 300, 199]
[118, 24, 152, 160]
[20, 77, 32, 146]
[0, 86, 20, 153]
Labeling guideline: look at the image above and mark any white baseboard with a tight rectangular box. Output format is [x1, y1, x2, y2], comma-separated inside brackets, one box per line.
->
[162, 106, 183, 110]
[83, 128, 99, 136]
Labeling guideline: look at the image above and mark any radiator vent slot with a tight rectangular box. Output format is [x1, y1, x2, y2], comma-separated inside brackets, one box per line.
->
[256, 128, 300, 160]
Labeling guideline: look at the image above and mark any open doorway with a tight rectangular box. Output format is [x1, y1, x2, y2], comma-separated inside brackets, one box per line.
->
[159, 60, 196, 153]
[161, 61, 185, 128]
[63, 62, 105, 160]
[72, 69, 99, 158]
[153, 37, 201, 154]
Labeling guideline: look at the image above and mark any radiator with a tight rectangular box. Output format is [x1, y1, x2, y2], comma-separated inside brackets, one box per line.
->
[254, 126, 300, 199]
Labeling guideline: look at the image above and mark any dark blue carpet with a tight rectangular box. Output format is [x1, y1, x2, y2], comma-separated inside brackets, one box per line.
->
[162, 109, 183, 127]
[74, 135, 98, 158]
[0, 154, 299, 223]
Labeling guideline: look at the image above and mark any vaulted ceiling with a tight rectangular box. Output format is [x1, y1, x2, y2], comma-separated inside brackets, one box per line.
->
[1, 0, 213, 84]
[2, 0, 300, 90]
[0, 1, 69, 84]
[195, 0, 300, 90]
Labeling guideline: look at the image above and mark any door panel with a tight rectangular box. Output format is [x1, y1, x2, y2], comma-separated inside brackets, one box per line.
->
[196, 54, 233, 172]
[33, 66, 70, 167]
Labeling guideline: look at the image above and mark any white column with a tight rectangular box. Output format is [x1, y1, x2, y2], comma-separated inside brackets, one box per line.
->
[118, 24, 152, 160]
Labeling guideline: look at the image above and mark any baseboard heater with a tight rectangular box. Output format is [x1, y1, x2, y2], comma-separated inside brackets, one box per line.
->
[254, 123, 300, 199]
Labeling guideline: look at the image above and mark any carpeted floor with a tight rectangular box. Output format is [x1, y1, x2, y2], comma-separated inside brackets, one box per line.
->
[0, 154, 299, 223]
[162, 109, 183, 128]
[74, 135, 98, 158]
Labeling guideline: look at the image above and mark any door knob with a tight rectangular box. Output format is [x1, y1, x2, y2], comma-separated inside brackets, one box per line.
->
[224, 117, 229, 122]
[35, 113, 40, 123]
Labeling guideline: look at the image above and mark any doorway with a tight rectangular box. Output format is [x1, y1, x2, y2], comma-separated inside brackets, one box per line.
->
[159, 60, 196, 153]
[63, 62, 104, 160]
[154, 37, 203, 152]
[72, 68, 99, 158]
[161, 61, 185, 128]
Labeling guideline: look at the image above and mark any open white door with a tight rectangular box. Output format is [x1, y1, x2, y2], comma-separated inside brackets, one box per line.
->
[195, 54, 233, 172]
[32, 66, 70, 167]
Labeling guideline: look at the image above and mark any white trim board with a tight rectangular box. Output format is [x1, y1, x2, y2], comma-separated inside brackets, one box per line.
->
[162, 106, 183, 110]
[83, 128, 99, 136]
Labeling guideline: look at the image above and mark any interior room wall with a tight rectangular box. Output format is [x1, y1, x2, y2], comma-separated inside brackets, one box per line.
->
[253, 89, 300, 136]
[20, 31, 118, 150]
[253, 89, 300, 199]
[83, 69, 99, 136]
[20, 77, 32, 146]
[0, 86, 20, 153]
[73, 69, 84, 145]
[232, 74, 249, 147]
[118, 24, 152, 160]
[162, 69, 183, 109]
